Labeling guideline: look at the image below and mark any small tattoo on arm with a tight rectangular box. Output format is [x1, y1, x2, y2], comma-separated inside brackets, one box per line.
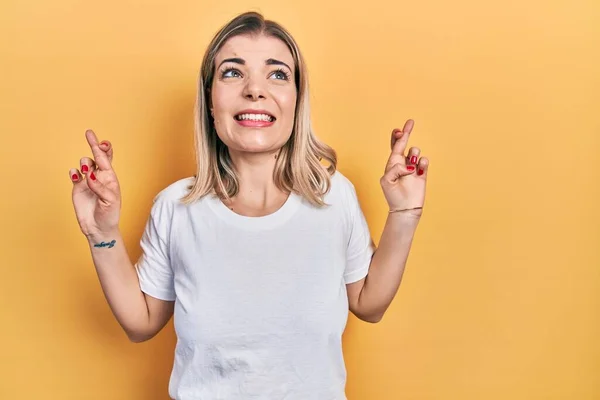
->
[94, 239, 116, 248]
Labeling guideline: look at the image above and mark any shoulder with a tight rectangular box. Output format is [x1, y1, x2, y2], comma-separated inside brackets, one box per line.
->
[144, 177, 196, 226]
[317, 169, 361, 219]
[331, 169, 355, 188]
[152, 176, 196, 204]
[328, 169, 358, 201]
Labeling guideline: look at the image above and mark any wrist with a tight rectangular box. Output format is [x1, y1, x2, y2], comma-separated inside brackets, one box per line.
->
[388, 210, 421, 224]
[86, 229, 121, 247]
[388, 205, 422, 213]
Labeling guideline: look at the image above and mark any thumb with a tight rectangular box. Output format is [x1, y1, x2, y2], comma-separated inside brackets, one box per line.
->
[86, 170, 112, 202]
[382, 163, 415, 185]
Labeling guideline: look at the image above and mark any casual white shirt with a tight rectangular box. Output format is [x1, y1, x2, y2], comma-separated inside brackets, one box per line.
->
[135, 170, 375, 399]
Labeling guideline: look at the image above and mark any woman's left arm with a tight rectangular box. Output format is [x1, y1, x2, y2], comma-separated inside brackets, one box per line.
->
[347, 119, 429, 323]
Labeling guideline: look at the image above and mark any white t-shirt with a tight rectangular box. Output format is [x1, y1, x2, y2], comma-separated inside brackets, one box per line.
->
[134, 170, 376, 400]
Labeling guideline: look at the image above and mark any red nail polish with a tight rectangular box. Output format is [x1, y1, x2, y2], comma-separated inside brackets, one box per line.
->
[410, 156, 418, 164]
[72, 174, 78, 181]
[90, 172, 96, 180]
[418, 169, 424, 176]
[82, 165, 89, 173]
[407, 165, 415, 171]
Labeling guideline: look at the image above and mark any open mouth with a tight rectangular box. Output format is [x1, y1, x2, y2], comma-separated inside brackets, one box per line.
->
[234, 113, 276, 123]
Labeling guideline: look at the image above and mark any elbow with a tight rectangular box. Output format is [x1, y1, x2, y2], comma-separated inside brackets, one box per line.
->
[355, 309, 385, 324]
[362, 313, 384, 324]
[126, 329, 155, 343]
[128, 335, 149, 343]
[351, 302, 386, 323]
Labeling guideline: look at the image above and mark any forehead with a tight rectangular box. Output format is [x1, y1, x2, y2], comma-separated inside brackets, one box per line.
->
[215, 34, 294, 67]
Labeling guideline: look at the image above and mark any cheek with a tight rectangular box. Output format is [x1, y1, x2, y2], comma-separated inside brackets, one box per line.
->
[211, 87, 233, 114]
[211, 93, 236, 132]
[210, 91, 231, 139]
[279, 91, 297, 120]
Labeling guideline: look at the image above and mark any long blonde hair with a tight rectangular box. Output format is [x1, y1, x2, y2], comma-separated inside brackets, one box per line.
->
[180, 11, 337, 207]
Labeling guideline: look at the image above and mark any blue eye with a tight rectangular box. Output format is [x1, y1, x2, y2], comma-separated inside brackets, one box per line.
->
[221, 68, 241, 78]
[271, 68, 290, 81]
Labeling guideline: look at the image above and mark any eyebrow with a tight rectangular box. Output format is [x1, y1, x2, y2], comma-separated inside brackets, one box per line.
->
[217, 57, 292, 72]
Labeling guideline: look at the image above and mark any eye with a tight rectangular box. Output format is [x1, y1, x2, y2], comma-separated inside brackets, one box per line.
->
[270, 68, 291, 81]
[221, 67, 242, 79]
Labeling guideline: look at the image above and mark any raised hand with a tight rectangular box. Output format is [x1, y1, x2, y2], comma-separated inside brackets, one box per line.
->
[69, 130, 122, 240]
[380, 119, 429, 218]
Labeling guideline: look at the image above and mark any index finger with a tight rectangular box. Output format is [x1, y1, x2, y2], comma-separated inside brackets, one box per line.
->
[85, 129, 112, 170]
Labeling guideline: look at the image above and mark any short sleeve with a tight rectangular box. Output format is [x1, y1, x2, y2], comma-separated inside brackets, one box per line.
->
[134, 195, 176, 301]
[344, 181, 376, 284]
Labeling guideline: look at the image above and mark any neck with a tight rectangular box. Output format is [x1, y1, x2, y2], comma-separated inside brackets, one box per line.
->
[226, 149, 288, 210]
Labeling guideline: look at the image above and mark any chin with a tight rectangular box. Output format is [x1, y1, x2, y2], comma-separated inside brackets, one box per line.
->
[226, 131, 289, 153]
[233, 142, 281, 154]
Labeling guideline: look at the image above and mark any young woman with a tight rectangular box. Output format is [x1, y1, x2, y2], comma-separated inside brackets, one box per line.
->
[69, 11, 429, 400]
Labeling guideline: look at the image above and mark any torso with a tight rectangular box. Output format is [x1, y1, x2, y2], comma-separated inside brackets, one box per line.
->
[144, 171, 363, 400]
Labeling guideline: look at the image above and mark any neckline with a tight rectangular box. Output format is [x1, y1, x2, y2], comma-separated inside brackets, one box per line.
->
[206, 190, 302, 231]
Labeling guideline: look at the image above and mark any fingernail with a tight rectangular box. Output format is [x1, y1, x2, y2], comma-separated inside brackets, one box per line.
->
[101, 141, 109, 147]
[407, 166, 415, 171]
[90, 172, 96, 180]
[82, 165, 89, 173]
[71, 174, 78, 181]
[410, 156, 418, 164]
[418, 169, 424, 176]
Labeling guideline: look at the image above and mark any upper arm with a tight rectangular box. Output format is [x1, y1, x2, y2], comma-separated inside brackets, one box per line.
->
[133, 195, 177, 341]
[342, 178, 376, 316]
[346, 276, 366, 318]
[141, 294, 175, 341]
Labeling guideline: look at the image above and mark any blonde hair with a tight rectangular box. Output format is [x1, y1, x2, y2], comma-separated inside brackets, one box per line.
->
[180, 11, 337, 207]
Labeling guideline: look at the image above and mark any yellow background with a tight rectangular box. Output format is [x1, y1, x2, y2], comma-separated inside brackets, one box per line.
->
[1, 0, 598, 399]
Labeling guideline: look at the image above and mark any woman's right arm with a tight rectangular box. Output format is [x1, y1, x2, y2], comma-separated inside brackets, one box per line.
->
[70, 129, 173, 343]
[87, 229, 174, 342]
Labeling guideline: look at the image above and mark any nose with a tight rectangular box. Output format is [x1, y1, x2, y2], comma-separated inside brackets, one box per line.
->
[242, 76, 267, 101]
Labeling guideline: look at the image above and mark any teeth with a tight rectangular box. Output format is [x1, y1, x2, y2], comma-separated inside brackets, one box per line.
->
[236, 113, 274, 122]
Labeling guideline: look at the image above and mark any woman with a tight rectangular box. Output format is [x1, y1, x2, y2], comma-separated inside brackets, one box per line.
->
[69, 11, 429, 400]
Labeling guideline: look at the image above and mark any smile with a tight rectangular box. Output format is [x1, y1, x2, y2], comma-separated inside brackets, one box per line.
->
[234, 113, 275, 122]
[233, 110, 276, 127]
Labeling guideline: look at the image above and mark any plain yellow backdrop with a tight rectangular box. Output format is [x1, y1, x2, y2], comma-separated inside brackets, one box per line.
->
[1, 0, 598, 399]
